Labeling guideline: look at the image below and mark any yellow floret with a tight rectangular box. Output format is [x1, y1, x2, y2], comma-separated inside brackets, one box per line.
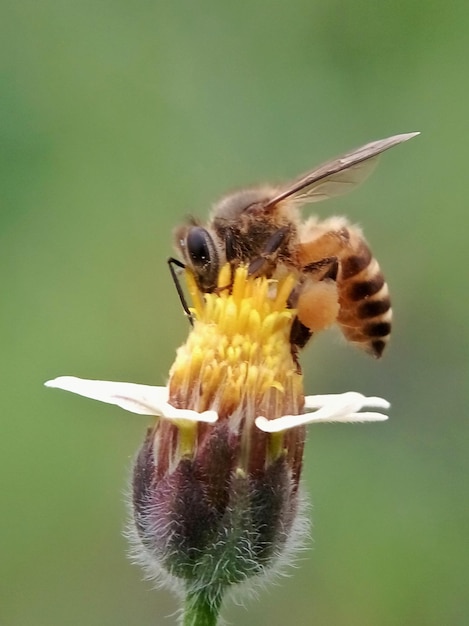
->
[169, 265, 304, 423]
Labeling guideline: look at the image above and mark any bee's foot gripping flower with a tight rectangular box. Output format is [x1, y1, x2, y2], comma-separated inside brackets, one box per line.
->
[45, 265, 389, 622]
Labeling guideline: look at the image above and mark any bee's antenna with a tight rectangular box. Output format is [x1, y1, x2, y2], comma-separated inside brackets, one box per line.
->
[167, 257, 194, 326]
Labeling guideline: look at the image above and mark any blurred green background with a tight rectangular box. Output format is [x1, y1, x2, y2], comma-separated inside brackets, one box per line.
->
[1, 2, 467, 625]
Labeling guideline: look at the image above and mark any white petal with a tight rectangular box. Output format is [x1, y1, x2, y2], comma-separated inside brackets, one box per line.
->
[255, 392, 389, 433]
[44, 376, 218, 424]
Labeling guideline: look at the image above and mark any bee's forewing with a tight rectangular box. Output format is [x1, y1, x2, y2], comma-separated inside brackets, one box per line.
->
[265, 132, 419, 208]
[292, 157, 379, 204]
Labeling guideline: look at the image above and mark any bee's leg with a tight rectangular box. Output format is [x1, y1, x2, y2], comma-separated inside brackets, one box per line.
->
[324, 257, 339, 280]
[302, 256, 339, 281]
[289, 254, 340, 347]
[219, 228, 238, 293]
[167, 257, 194, 326]
[224, 227, 237, 264]
[289, 317, 313, 353]
[248, 226, 290, 277]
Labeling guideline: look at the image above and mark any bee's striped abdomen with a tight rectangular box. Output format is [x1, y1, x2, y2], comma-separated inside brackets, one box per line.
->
[337, 235, 392, 358]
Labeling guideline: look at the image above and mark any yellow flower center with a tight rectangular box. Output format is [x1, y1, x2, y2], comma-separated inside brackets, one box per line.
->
[169, 264, 304, 424]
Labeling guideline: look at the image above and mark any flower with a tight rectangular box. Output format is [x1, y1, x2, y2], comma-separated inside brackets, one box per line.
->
[45, 264, 389, 617]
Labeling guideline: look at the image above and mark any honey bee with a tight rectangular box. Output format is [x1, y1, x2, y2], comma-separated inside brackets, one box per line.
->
[170, 132, 418, 357]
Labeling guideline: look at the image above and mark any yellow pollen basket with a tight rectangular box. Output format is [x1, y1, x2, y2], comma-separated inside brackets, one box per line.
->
[169, 264, 304, 422]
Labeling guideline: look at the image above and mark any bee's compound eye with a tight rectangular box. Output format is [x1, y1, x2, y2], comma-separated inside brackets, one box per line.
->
[186, 227, 214, 266]
[185, 227, 219, 291]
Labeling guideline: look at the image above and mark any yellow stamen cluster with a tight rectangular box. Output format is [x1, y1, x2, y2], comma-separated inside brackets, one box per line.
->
[169, 265, 304, 424]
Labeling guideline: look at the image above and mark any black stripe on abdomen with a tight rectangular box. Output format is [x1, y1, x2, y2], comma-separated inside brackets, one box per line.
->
[364, 321, 392, 337]
[348, 274, 385, 301]
[340, 246, 373, 280]
[358, 296, 391, 319]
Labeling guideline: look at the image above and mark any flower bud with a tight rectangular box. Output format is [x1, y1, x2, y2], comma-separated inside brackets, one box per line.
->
[128, 266, 309, 599]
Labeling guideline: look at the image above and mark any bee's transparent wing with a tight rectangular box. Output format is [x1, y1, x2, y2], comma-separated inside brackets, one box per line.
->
[265, 132, 419, 208]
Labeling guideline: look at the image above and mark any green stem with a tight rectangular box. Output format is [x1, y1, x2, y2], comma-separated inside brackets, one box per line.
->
[182, 589, 223, 626]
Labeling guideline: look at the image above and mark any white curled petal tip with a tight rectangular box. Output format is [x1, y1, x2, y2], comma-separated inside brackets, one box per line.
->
[362, 396, 391, 410]
[255, 391, 390, 433]
[159, 403, 218, 425]
[256, 414, 309, 433]
[305, 391, 390, 413]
